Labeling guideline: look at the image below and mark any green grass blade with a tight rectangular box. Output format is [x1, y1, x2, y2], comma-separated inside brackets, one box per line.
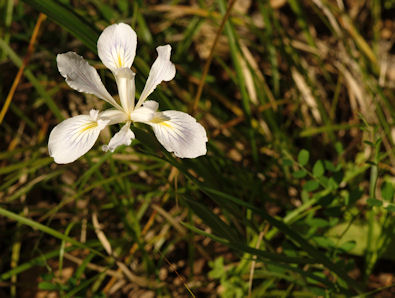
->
[22, 0, 99, 52]
[0, 38, 63, 120]
[0, 207, 105, 258]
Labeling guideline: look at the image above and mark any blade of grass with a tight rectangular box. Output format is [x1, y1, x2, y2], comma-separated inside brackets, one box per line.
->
[217, 0, 258, 162]
[0, 246, 76, 280]
[0, 13, 46, 124]
[258, 2, 279, 96]
[198, 186, 364, 293]
[191, 0, 236, 112]
[0, 38, 63, 120]
[22, 0, 99, 52]
[182, 222, 349, 293]
[0, 0, 14, 60]
[135, 131, 363, 293]
[0, 207, 106, 258]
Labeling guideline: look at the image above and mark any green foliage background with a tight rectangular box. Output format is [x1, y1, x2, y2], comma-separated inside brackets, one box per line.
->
[0, 0, 394, 296]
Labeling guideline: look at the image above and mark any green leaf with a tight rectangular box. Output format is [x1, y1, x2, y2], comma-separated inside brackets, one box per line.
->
[381, 182, 394, 201]
[297, 149, 310, 166]
[282, 159, 293, 166]
[334, 142, 343, 154]
[41, 273, 53, 281]
[303, 180, 319, 192]
[208, 257, 225, 279]
[363, 140, 374, 146]
[293, 170, 307, 179]
[313, 236, 334, 248]
[328, 177, 339, 190]
[306, 218, 329, 228]
[385, 205, 395, 212]
[366, 198, 382, 207]
[38, 281, 58, 291]
[312, 160, 325, 177]
[324, 160, 337, 172]
[339, 240, 356, 252]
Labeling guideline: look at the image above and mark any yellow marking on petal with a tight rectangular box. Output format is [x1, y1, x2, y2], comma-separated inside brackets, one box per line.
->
[150, 116, 173, 128]
[79, 121, 98, 133]
[159, 122, 173, 129]
[117, 53, 123, 67]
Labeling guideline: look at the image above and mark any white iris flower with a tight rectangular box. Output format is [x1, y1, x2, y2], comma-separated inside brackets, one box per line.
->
[48, 23, 207, 164]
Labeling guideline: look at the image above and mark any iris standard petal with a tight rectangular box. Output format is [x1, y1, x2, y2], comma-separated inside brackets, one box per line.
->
[97, 23, 137, 72]
[57, 52, 121, 109]
[113, 67, 135, 114]
[48, 110, 109, 164]
[136, 45, 176, 108]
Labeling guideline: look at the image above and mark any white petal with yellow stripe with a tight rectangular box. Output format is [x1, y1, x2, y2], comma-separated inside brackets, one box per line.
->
[97, 23, 137, 72]
[131, 101, 207, 158]
[48, 110, 109, 164]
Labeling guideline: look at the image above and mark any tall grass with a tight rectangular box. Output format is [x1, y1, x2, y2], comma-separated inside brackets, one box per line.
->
[1, 0, 394, 296]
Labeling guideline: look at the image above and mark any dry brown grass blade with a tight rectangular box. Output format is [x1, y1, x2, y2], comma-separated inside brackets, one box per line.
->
[63, 253, 123, 278]
[150, 4, 220, 19]
[335, 61, 368, 117]
[248, 225, 268, 297]
[92, 212, 112, 255]
[101, 209, 158, 293]
[240, 42, 277, 110]
[156, 249, 196, 298]
[338, 14, 377, 66]
[0, 13, 46, 124]
[291, 67, 322, 123]
[211, 99, 289, 138]
[92, 212, 160, 288]
[102, 167, 179, 293]
[191, 0, 237, 113]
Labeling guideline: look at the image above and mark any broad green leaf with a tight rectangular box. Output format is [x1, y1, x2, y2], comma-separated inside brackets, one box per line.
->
[298, 149, 310, 166]
[381, 182, 394, 201]
[38, 281, 59, 291]
[367, 198, 382, 207]
[306, 218, 329, 228]
[312, 160, 325, 177]
[334, 142, 344, 153]
[324, 160, 337, 172]
[339, 240, 356, 252]
[313, 236, 334, 248]
[303, 180, 320, 192]
[386, 205, 395, 212]
[282, 159, 293, 166]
